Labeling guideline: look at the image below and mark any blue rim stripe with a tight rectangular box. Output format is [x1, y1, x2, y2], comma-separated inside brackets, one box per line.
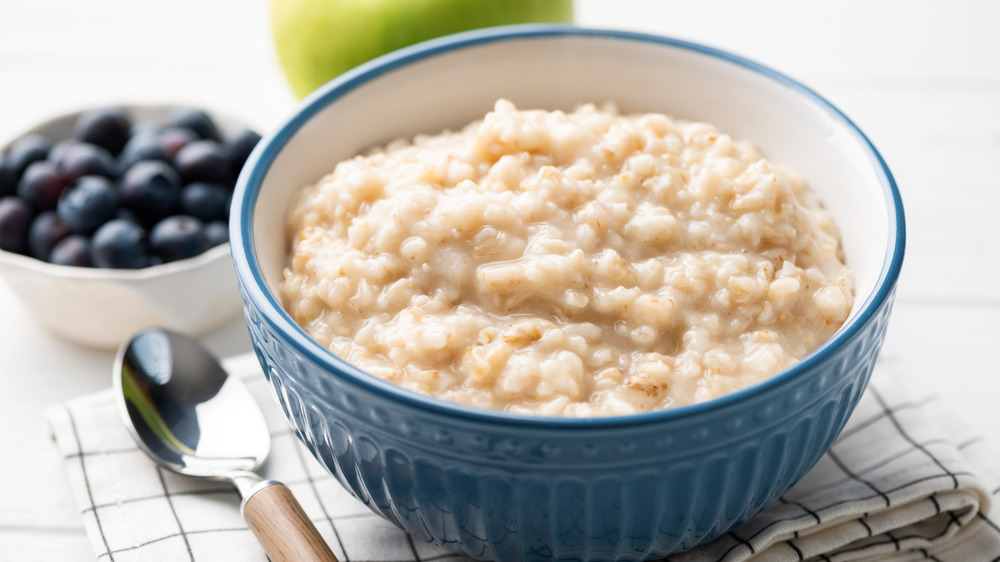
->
[232, 24, 905, 429]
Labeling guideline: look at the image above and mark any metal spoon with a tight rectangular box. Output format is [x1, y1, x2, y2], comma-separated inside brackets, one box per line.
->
[114, 328, 339, 562]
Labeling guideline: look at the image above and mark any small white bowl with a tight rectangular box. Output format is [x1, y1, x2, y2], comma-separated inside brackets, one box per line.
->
[0, 105, 248, 349]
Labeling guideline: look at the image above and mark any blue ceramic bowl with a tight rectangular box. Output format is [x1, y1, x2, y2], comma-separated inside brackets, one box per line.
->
[232, 26, 904, 561]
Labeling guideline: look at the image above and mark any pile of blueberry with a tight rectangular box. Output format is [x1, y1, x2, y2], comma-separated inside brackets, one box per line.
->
[0, 107, 260, 268]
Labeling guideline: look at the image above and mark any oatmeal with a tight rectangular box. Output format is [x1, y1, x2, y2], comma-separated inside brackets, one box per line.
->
[280, 100, 854, 417]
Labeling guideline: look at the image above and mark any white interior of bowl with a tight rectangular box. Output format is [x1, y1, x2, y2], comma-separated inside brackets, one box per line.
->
[252, 31, 894, 331]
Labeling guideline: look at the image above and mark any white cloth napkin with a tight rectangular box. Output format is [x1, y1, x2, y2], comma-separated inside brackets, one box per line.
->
[46, 354, 1000, 562]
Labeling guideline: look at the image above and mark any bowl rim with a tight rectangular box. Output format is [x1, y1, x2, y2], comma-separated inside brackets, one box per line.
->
[232, 24, 906, 429]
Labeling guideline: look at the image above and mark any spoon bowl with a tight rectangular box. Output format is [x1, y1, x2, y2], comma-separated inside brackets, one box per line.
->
[115, 328, 338, 562]
[117, 329, 268, 481]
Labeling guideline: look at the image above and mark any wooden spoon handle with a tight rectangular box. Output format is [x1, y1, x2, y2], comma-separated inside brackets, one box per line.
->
[243, 482, 339, 562]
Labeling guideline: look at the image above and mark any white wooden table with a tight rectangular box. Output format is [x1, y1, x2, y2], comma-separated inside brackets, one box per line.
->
[1, 1, 997, 559]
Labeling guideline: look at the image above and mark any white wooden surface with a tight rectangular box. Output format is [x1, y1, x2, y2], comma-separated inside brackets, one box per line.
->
[0, 1, 997, 559]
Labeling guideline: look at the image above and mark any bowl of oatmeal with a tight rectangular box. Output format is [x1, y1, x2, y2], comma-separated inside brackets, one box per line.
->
[232, 26, 904, 560]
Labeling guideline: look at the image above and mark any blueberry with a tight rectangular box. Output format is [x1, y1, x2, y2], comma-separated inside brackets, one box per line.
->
[118, 131, 170, 174]
[91, 219, 148, 268]
[130, 121, 161, 137]
[120, 160, 181, 225]
[75, 107, 131, 155]
[28, 210, 70, 260]
[58, 175, 118, 234]
[169, 107, 221, 142]
[59, 142, 117, 183]
[204, 220, 229, 247]
[174, 140, 228, 184]
[150, 215, 208, 263]
[115, 206, 142, 225]
[17, 161, 67, 210]
[158, 127, 198, 158]
[0, 157, 17, 197]
[50, 234, 93, 267]
[0, 197, 34, 254]
[222, 128, 261, 181]
[1, 106, 245, 269]
[180, 182, 228, 222]
[6, 134, 51, 180]
[47, 138, 82, 169]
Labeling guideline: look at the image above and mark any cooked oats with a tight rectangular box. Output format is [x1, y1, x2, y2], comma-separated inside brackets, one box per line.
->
[281, 100, 854, 417]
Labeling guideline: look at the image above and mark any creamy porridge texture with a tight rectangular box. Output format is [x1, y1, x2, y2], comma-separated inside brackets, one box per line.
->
[281, 100, 854, 417]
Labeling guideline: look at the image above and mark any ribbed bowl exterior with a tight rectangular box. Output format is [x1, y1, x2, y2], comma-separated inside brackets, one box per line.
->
[239, 281, 896, 561]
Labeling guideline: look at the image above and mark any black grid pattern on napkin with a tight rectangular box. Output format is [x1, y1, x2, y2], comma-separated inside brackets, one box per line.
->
[49, 357, 1000, 562]
[54, 367, 470, 562]
[666, 361, 1000, 562]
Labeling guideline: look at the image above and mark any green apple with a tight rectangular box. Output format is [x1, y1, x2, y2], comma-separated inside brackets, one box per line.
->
[272, 0, 574, 99]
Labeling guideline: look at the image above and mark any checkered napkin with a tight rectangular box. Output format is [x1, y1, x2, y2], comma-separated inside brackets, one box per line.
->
[46, 354, 1000, 562]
